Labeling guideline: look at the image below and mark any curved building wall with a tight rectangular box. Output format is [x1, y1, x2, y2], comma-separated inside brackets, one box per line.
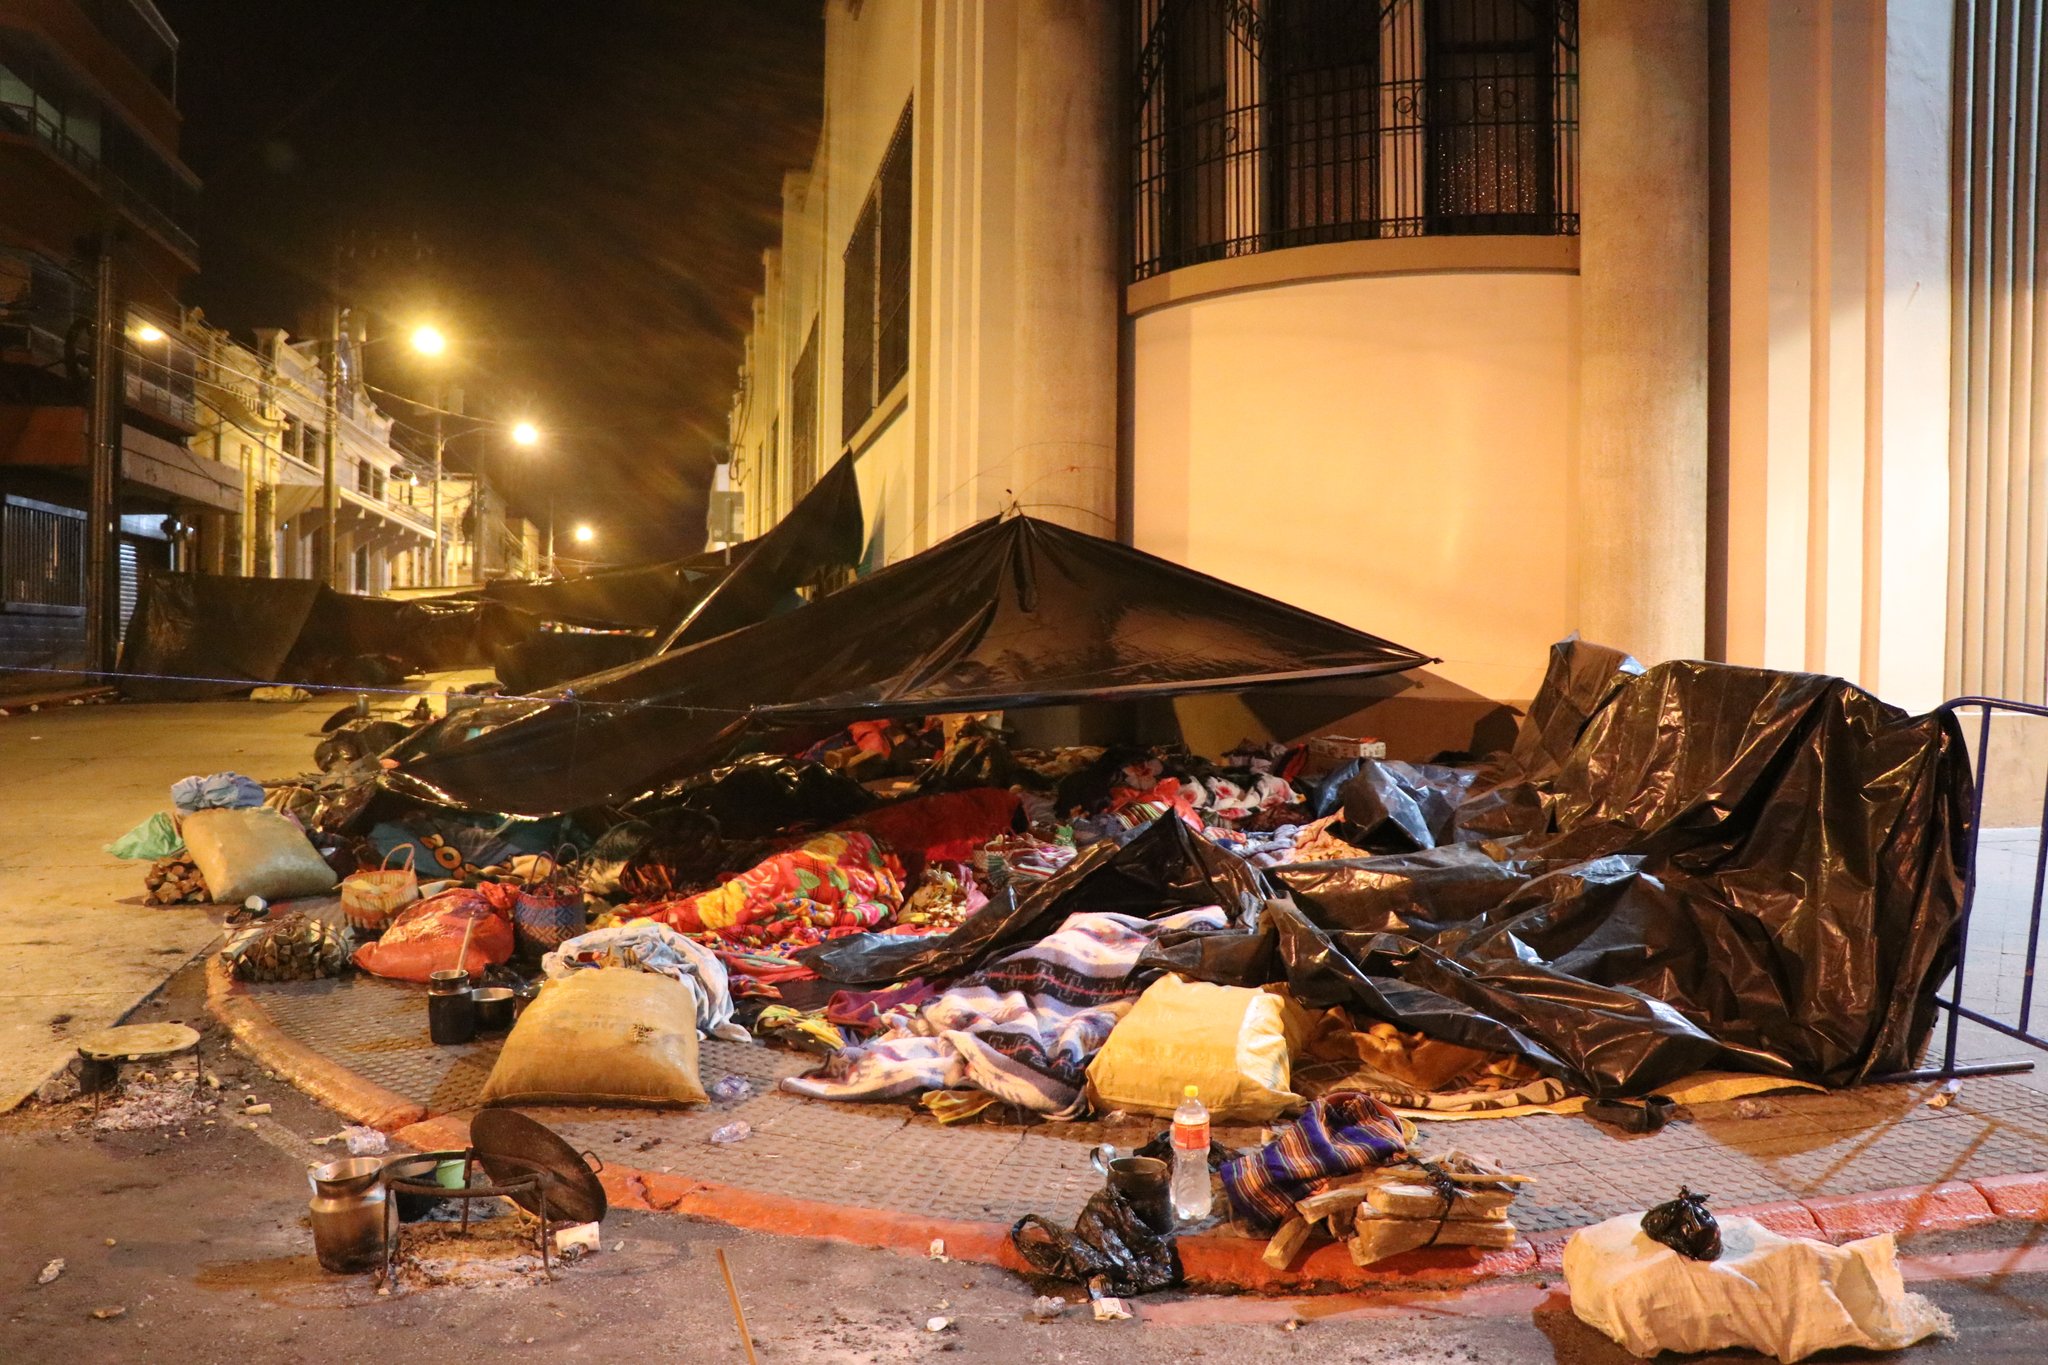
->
[1132, 269, 1579, 706]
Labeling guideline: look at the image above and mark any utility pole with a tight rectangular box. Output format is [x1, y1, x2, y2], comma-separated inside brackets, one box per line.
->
[83, 237, 124, 674]
[317, 301, 342, 587]
[430, 383, 445, 587]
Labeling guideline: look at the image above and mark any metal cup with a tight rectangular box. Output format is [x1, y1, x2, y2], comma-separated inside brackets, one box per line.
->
[1090, 1146, 1172, 1233]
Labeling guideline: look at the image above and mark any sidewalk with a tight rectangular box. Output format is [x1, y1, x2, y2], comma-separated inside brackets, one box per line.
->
[215, 962, 2048, 1290]
[0, 692, 333, 1110]
[0, 670, 491, 1111]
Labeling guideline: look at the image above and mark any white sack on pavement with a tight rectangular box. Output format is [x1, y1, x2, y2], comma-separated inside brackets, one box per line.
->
[1564, 1213, 1953, 1362]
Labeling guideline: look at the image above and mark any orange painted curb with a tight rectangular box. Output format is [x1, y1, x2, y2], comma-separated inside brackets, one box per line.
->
[216, 982, 2048, 1292]
[386, 1100, 2048, 1292]
[204, 958, 427, 1132]
[1803, 1180, 1997, 1242]
[1975, 1171, 2048, 1221]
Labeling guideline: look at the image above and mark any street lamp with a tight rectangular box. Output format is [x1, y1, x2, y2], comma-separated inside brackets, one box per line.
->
[511, 420, 539, 447]
[572, 523, 594, 544]
[132, 322, 165, 343]
[410, 324, 447, 357]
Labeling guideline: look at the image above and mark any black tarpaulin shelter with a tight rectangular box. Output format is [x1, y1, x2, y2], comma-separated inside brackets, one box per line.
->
[657, 450, 866, 651]
[806, 640, 1971, 1098]
[482, 559, 724, 630]
[386, 512, 1436, 815]
[1147, 646, 1970, 1096]
[119, 573, 324, 700]
[119, 573, 524, 700]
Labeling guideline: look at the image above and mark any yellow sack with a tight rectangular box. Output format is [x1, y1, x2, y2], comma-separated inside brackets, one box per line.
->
[181, 807, 338, 905]
[479, 968, 707, 1108]
[1086, 975, 1308, 1121]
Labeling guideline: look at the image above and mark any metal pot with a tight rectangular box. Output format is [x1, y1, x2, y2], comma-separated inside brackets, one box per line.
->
[307, 1157, 387, 1273]
[427, 987, 476, 1045]
[471, 986, 514, 1033]
[381, 1154, 448, 1223]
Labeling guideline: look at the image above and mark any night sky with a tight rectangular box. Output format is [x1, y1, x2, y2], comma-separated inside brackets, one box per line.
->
[156, 0, 823, 561]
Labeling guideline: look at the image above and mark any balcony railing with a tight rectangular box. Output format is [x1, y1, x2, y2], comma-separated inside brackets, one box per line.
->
[1132, 0, 1579, 281]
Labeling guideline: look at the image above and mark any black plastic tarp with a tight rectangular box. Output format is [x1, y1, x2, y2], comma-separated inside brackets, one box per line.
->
[1141, 647, 1971, 1097]
[657, 450, 866, 651]
[483, 560, 723, 631]
[492, 629, 654, 694]
[120, 573, 324, 700]
[385, 513, 1436, 815]
[118, 573, 529, 698]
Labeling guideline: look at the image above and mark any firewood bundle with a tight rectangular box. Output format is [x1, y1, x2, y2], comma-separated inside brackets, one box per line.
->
[1262, 1150, 1532, 1270]
[144, 853, 211, 905]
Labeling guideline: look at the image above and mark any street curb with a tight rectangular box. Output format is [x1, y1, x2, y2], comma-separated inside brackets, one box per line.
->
[203, 959, 427, 1132]
[388, 1108, 2048, 1294]
[209, 979, 2048, 1292]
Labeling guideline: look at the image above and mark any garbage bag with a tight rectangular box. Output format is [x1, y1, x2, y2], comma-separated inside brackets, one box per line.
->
[798, 813, 1267, 985]
[1010, 1183, 1182, 1298]
[1182, 656, 1969, 1097]
[105, 811, 182, 861]
[1641, 1187, 1721, 1261]
[646, 756, 878, 839]
[1565, 1213, 1952, 1360]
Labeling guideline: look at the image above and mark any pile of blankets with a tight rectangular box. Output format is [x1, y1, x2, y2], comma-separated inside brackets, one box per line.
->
[782, 907, 1227, 1117]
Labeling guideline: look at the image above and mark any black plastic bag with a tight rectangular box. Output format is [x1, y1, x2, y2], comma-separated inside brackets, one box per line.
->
[1010, 1184, 1182, 1297]
[1641, 1187, 1721, 1261]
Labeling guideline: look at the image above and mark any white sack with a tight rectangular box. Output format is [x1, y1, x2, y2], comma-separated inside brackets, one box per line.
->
[1564, 1213, 1952, 1362]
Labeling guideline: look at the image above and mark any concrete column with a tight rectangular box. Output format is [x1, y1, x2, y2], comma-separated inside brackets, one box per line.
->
[994, 0, 1120, 534]
[1575, 0, 1711, 662]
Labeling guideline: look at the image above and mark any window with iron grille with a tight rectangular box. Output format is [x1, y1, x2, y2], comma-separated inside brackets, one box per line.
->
[2, 495, 87, 615]
[1133, 0, 1578, 280]
[790, 321, 819, 493]
[841, 102, 914, 438]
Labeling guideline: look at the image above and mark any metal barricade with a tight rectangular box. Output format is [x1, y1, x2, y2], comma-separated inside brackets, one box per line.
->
[1895, 696, 2048, 1081]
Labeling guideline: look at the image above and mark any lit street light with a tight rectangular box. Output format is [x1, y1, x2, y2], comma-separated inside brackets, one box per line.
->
[511, 420, 540, 447]
[410, 324, 447, 356]
[132, 322, 165, 343]
[572, 523, 595, 544]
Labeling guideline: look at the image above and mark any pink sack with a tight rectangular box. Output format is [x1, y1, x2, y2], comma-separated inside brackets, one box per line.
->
[351, 887, 514, 982]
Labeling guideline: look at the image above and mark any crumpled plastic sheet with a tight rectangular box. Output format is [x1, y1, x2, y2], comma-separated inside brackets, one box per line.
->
[1011, 1184, 1182, 1298]
[1144, 642, 1970, 1098]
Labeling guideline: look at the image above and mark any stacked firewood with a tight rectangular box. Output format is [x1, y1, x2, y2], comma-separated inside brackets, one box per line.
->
[144, 853, 211, 905]
[1262, 1150, 1532, 1270]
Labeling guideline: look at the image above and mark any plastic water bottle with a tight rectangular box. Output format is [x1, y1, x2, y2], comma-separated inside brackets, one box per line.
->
[1171, 1084, 1212, 1222]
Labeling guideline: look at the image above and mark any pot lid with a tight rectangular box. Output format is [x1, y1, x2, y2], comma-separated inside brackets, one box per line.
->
[76, 1023, 200, 1062]
[469, 1109, 607, 1225]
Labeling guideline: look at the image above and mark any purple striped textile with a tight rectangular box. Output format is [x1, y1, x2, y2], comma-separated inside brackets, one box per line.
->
[1220, 1092, 1408, 1231]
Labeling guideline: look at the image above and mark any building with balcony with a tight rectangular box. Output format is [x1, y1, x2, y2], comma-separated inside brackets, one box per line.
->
[250, 327, 441, 594]
[727, 0, 2023, 752]
[0, 0, 199, 686]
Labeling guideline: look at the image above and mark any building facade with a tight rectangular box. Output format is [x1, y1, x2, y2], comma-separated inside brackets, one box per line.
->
[0, 0, 201, 686]
[728, 0, 2012, 747]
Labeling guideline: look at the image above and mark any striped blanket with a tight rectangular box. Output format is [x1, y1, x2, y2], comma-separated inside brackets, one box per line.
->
[1220, 1092, 1410, 1231]
[782, 907, 1227, 1117]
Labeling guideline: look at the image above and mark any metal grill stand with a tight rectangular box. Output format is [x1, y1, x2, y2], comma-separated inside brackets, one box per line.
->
[382, 1149, 555, 1286]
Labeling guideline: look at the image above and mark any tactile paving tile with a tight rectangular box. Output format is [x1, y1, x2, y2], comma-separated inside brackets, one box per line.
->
[242, 973, 2048, 1237]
